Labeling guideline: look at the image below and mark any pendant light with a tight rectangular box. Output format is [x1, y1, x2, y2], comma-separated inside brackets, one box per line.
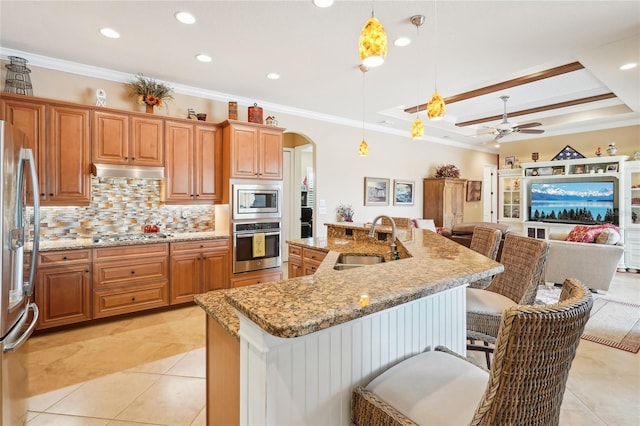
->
[359, 2, 387, 68]
[427, 0, 445, 120]
[410, 15, 425, 139]
[359, 65, 369, 156]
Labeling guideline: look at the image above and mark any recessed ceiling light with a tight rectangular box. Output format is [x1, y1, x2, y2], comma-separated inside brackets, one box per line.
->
[619, 62, 637, 70]
[175, 11, 196, 24]
[394, 37, 411, 47]
[100, 28, 120, 39]
[266, 73, 280, 80]
[313, 0, 334, 7]
[196, 54, 212, 63]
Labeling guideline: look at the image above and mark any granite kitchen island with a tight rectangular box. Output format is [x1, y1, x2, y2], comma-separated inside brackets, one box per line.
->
[195, 224, 503, 425]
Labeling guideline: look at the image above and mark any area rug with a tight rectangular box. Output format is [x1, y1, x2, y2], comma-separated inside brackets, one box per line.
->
[535, 285, 640, 353]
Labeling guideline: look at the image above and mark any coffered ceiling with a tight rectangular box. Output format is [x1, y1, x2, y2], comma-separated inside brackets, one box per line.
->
[1, 1, 638, 150]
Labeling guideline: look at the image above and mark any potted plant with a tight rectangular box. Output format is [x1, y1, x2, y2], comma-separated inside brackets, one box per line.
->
[128, 73, 173, 113]
[336, 204, 354, 222]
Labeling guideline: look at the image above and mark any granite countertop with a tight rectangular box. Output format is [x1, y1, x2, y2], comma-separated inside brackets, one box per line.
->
[195, 226, 503, 340]
[31, 230, 230, 252]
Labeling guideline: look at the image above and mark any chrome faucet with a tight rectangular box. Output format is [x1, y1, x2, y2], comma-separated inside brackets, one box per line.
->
[369, 215, 399, 260]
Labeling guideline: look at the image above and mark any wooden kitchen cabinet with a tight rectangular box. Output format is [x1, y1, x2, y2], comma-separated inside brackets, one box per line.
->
[423, 178, 467, 228]
[93, 243, 169, 318]
[92, 110, 163, 166]
[35, 249, 92, 330]
[230, 269, 282, 288]
[170, 239, 230, 304]
[46, 104, 91, 204]
[0, 96, 46, 201]
[165, 120, 222, 203]
[288, 244, 327, 277]
[222, 120, 283, 180]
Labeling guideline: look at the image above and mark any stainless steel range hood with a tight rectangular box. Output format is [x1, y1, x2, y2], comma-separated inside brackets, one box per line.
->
[91, 163, 164, 179]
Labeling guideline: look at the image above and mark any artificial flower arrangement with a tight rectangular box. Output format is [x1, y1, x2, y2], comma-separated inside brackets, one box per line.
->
[336, 203, 354, 222]
[128, 73, 173, 109]
[434, 164, 460, 178]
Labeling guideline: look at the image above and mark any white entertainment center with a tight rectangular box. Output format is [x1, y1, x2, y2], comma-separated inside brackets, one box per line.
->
[498, 155, 640, 269]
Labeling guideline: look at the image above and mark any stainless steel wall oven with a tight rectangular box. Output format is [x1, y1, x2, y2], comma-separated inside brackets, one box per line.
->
[233, 221, 281, 274]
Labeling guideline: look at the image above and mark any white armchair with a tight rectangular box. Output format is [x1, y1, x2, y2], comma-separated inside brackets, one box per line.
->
[544, 232, 624, 292]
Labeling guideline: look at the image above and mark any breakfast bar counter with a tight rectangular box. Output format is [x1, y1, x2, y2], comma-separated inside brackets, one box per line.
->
[195, 225, 503, 425]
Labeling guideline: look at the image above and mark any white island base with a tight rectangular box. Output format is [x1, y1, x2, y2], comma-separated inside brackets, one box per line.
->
[236, 285, 467, 425]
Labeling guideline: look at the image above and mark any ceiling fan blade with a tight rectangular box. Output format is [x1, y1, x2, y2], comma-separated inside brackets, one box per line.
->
[514, 122, 542, 129]
[517, 129, 545, 134]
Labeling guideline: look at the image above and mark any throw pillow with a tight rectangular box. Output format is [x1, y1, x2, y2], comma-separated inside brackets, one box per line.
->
[583, 227, 605, 243]
[595, 228, 621, 245]
[565, 225, 592, 242]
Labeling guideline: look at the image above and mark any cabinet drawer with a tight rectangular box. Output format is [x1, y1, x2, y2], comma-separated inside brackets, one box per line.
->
[231, 270, 282, 288]
[302, 247, 327, 263]
[93, 258, 168, 287]
[171, 239, 229, 253]
[288, 245, 302, 257]
[39, 249, 92, 266]
[94, 282, 169, 318]
[93, 243, 169, 261]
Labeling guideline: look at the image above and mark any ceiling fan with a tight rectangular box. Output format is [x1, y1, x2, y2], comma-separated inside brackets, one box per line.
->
[490, 95, 545, 141]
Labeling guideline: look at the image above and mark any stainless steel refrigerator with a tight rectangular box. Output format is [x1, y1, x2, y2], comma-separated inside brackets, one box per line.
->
[0, 120, 40, 425]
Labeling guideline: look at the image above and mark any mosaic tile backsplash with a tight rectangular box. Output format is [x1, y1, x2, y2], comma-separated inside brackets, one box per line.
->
[36, 177, 216, 241]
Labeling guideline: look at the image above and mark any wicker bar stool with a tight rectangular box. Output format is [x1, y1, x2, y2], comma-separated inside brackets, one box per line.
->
[468, 226, 502, 289]
[467, 233, 549, 367]
[351, 278, 593, 426]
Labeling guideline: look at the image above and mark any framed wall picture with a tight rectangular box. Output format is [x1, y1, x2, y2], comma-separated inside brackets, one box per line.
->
[505, 156, 516, 168]
[364, 177, 390, 206]
[466, 180, 482, 202]
[606, 164, 618, 172]
[393, 180, 415, 205]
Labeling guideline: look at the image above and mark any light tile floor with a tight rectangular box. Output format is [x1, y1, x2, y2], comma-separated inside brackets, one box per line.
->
[25, 271, 639, 425]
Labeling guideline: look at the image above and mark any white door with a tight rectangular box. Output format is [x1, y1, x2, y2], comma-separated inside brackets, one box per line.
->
[483, 164, 498, 222]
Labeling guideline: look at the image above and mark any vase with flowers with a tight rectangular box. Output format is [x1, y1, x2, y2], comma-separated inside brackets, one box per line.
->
[336, 204, 354, 222]
[434, 164, 460, 178]
[128, 73, 173, 114]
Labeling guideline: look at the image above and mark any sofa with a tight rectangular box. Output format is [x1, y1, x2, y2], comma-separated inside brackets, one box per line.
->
[544, 225, 624, 292]
[441, 222, 512, 261]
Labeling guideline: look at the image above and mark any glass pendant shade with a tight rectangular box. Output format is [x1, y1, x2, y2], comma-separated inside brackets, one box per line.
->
[411, 117, 424, 139]
[359, 139, 369, 156]
[427, 92, 446, 120]
[359, 17, 387, 67]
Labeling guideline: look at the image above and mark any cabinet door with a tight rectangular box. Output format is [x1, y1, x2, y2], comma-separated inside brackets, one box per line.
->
[202, 249, 230, 292]
[195, 125, 222, 202]
[0, 98, 46, 200]
[259, 127, 283, 179]
[229, 124, 259, 178]
[170, 252, 201, 304]
[92, 110, 129, 164]
[131, 116, 163, 166]
[165, 121, 194, 201]
[288, 257, 303, 278]
[451, 181, 465, 226]
[36, 264, 92, 329]
[47, 105, 91, 204]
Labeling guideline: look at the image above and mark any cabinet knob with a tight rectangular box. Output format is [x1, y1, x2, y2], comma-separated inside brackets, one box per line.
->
[195, 194, 200, 197]
[49, 193, 54, 196]
[40, 193, 45, 196]
[131, 270, 135, 274]
[124, 156, 128, 160]
[131, 157, 135, 160]
[131, 297, 136, 302]
[85, 269, 89, 273]
[63, 256, 68, 260]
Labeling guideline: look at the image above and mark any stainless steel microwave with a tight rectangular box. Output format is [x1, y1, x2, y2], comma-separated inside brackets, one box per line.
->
[232, 183, 282, 220]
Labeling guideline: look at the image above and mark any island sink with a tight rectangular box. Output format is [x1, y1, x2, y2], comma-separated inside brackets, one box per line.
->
[333, 253, 385, 270]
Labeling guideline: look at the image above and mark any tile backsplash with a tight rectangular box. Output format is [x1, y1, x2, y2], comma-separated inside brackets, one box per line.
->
[37, 177, 216, 241]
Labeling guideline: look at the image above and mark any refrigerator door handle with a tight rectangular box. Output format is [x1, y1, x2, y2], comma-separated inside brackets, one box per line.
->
[3, 303, 39, 353]
[21, 148, 39, 298]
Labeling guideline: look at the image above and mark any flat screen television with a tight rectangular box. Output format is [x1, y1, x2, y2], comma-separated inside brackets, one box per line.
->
[528, 179, 618, 225]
